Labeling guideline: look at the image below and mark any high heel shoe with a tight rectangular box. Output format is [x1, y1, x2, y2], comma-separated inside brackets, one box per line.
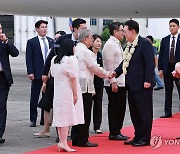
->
[58, 143, 76, 152]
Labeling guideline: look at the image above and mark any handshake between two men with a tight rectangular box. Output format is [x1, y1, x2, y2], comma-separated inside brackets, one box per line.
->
[108, 71, 151, 89]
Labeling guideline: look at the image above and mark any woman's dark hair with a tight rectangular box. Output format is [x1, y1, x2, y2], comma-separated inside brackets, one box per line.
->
[146, 35, 154, 43]
[54, 39, 74, 64]
[92, 34, 102, 42]
[89, 34, 102, 51]
[55, 30, 66, 36]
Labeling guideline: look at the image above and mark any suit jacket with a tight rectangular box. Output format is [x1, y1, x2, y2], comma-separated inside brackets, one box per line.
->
[0, 41, 19, 86]
[115, 36, 155, 91]
[158, 34, 180, 74]
[26, 36, 54, 79]
[43, 34, 72, 76]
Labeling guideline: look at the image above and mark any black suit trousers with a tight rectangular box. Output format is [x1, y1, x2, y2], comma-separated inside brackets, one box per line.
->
[0, 72, 10, 138]
[163, 63, 180, 115]
[128, 88, 153, 142]
[105, 86, 126, 135]
[71, 93, 93, 145]
[92, 87, 103, 131]
[30, 79, 43, 123]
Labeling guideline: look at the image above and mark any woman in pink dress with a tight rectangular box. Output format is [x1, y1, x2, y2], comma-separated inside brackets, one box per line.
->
[51, 39, 84, 152]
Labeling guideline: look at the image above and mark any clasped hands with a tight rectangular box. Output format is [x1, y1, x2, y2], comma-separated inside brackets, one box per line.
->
[107, 71, 151, 89]
[108, 71, 117, 79]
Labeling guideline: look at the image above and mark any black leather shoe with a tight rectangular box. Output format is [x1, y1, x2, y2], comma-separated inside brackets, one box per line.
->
[132, 141, 150, 147]
[0, 138, 5, 144]
[56, 137, 59, 143]
[30, 122, 36, 127]
[176, 137, 180, 139]
[109, 134, 128, 141]
[160, 114, 172, 118]
[154, 87, 164, 90]
[124, 138, 138, 145]
[77, 141, 98, 147]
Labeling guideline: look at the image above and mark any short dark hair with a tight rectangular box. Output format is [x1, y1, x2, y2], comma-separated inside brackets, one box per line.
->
[108, 22, 122, 36]
[55, 30, 66, 36]
[92, 34, 102, 41]
[72, 18, 86, 29]
[146, 35, 154, 43]
[124, 20, 139, 34]
[169, 18, 179, 26]
[35, 20, 48, 28]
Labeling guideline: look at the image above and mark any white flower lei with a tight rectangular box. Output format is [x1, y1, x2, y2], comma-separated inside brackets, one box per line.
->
[122, 36, 139, 74]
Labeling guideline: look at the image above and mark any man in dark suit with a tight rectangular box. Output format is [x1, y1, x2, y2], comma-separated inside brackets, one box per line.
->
[111, 20, 154, 146]
[26, 20, 54, 127]
[158, 19, 180, 118]
[0, 23, 19, 144]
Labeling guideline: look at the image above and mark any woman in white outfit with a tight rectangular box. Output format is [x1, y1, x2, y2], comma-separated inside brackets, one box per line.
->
[51, 39, 84, 152]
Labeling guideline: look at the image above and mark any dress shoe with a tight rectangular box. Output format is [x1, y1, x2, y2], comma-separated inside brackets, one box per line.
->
[95, 129, 103, 134]
[56, 137, 59, 143]
[34, 132, 50, 138]
[77, 141, 98, 147]
[132, 141, 150, 147]
[0, 138, 5, 144]
[30, 122, 36, 127]
[160, 114, 172, 118]
[154, 87, 164, 90]
[109, 134, 129, 141]
[176, 137, 180, 139]
[58, 143, 76, 152]
[124, 138, 138, 145]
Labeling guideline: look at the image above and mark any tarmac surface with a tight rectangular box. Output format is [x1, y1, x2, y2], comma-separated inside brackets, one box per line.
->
[0, 52, 179, 154]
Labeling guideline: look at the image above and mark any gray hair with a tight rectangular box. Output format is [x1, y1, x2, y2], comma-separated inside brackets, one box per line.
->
[78, 29, 92, 43]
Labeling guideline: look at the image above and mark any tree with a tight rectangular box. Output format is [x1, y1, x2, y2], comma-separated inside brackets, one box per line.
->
[101, 27, 110, 42]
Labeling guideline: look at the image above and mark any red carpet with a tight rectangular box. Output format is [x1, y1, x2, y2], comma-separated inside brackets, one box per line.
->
[24, 113, 180, 154]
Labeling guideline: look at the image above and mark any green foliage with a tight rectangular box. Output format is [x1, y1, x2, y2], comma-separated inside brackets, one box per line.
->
[101, 27, 110, 42]
[153, 39, 161, 53]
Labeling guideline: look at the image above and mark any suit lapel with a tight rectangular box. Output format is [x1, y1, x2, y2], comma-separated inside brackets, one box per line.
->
[47, 37, 53, 49]
[0, 41, 3, 55]
[175, 34, 180, 56]
[35, 36, 44, 60]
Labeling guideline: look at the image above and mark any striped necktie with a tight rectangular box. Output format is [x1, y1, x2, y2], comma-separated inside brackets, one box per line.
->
[169, 36, 175, 64]
[42, 37, 48, 61]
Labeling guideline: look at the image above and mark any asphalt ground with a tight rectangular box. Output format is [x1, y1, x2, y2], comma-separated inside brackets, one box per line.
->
[0, 52, 179, 154]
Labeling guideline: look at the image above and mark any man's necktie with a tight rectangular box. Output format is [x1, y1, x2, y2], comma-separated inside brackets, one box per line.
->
[169, 36, 175, 64]
[42, 37, 48, 61]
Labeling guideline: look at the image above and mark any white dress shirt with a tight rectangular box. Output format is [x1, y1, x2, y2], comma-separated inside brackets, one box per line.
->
[0, 62, 3, 71]
[102, 36, 125, 87]
[38, 35, 50, 63]
[75, 43, 109, 94]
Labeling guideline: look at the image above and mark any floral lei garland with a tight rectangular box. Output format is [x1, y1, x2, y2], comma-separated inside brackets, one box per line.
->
[122, 36, 139, 74]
